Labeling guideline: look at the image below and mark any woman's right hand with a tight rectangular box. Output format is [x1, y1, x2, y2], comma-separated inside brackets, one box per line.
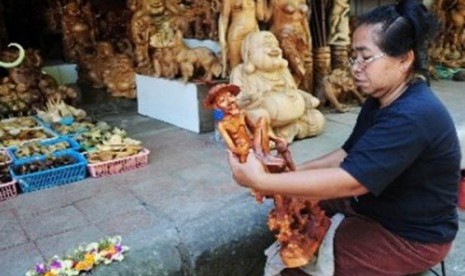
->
[228, 149, 266, 190]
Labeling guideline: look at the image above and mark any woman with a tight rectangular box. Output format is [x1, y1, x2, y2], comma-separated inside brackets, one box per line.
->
[228, 0, 462, 275]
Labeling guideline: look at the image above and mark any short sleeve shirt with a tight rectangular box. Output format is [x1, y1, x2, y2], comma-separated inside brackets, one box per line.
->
[341, 81, 460, 243]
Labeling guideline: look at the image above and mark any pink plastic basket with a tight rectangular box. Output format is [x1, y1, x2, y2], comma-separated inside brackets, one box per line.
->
[87, 148, 150, 177]
[0, 180, 18, 201]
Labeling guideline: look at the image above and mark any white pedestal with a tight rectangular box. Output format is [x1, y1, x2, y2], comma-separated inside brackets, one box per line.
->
[42, 64, 78, 84]
[136, 74, 216, 133]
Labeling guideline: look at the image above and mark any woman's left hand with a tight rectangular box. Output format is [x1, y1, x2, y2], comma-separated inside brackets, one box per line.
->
[227, 149, 266, 190]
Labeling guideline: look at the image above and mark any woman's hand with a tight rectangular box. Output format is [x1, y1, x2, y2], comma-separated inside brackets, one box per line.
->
[227, 149, 267, 190]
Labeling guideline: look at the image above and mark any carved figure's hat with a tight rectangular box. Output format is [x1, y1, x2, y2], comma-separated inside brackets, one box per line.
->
[203, 83, 240, 109]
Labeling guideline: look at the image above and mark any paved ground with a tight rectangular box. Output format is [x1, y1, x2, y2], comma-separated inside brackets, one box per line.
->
[0, 80, 464, 276]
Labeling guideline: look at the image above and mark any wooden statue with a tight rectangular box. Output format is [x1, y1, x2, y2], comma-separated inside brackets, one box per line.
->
[203, 83, 331, 268]
[230, 31, 325, 143]
[262, 0, 313, 91]
[77, 42, 113, 88]
[319, 68, 365, 113]
[218, 0, 266, 77]
[150, 23, 222, 82]
[130, 2, 153, 74]
[203, 83, 291, 170]
[103, 54, 137, 99]
[328, 0, 351, 47]
[61, 0, 96, 62]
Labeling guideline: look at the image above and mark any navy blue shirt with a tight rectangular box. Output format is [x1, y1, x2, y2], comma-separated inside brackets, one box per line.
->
[341, 80, 461, 243]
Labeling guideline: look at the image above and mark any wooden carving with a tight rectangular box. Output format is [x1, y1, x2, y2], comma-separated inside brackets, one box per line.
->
[218, 0, 266, 77]
[61, 0, 96, 62]
[328, 0, 351, 47]
[320, 68, 365, 113]
[230, 31, 325, 143]
[203, 83, 330, 268]
[264, 0, 313, 91]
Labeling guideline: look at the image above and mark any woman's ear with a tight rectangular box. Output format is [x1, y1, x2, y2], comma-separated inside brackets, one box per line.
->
[400, 50, 415, 72]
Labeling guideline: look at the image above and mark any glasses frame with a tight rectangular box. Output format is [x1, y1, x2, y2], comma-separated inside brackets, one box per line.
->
[349, 53, 386, 70]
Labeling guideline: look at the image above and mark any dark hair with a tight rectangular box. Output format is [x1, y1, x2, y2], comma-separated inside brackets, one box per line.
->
[357, 0, 438, 81]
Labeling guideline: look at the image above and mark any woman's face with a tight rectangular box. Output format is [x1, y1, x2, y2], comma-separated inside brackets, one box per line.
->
[350, 23, 408, 99]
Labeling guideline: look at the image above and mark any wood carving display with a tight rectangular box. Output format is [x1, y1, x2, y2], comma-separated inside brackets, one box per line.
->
[0, 45, 77, 117]
[178, 0, 221, 40]
[328, 0, 351, 47]
[149, 23, 222, 82]
[429, 0, 465, 69]
[319, 68, 365, 113]
[230, 31, 325, 143]
[218, 0, 266, 77]
[262, 0, 313, 91]
[77, 42, 136, 99]
[61, 0, 97, 62]
[203, 83, 330, 268]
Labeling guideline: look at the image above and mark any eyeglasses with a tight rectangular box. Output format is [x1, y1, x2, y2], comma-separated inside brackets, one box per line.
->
[349, 53, 386, 70]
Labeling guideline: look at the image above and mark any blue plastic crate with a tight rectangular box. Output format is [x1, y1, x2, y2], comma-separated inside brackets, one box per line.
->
[10, 150, 87, 193]
[8, 137, 81, 164]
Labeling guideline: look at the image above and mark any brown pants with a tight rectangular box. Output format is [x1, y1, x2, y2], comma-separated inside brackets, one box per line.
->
[283, 198, 452, 276]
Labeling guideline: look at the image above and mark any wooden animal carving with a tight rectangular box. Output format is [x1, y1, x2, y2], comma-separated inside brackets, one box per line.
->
[320, 68, 365, 112]
[176, 47, 222, 82]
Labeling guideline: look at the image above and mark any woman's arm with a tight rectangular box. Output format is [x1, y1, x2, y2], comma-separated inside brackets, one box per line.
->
[296, 148, 347, 171]
[228, 150, 368, 200]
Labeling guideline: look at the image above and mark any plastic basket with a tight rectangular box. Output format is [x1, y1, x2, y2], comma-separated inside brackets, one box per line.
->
[87, 148, 150, 178]
[0, 127, 57, 148]
[8, 137, 81, 164]
[0, 180, 18, 201]
[10, 150, 87, 193]
[0, 116, 40, 130]
[0, 149, 12, 166]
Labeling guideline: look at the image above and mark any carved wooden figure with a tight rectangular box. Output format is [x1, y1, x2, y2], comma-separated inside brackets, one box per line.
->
[230, 31, 325, 143]
[328, 0, 351, 47]
[263, 0, 313, 91]
[218, 0, 266, 77]
[204, 83, 330, 268]
[61, 0, 96, 62]
[320, 68, 365, 113]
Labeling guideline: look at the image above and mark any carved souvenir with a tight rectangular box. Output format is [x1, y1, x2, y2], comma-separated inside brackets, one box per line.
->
[320, 68, 365, 113]
[218, 0, 265, 77]
[328, 0, 351, 47]
[102, 54, 137, 99]
[130, 7, 152, 74]
[77, 42, 114, 88]
[230, 31, 325, 143]
[203, 83, 331, 268]
[150, 24, 222, 82]
[178, 0, 221, 40]
[264, 0, 313, 91]
[429, 0, 465, 68]
[61, 0, 97, 62]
